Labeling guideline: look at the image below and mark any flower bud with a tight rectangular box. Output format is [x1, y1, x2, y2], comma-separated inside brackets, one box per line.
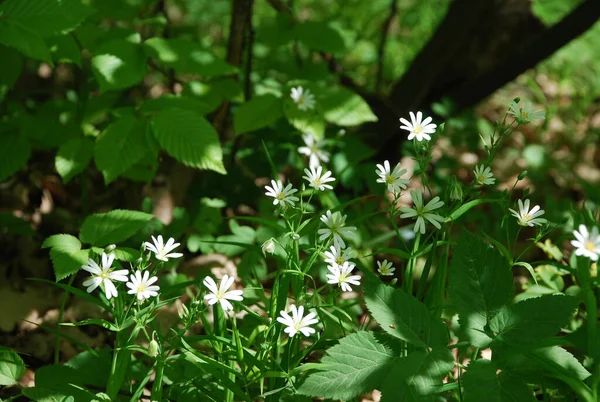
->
[291, 233, 300, 240]
[106, 244, 117, 252]
[147, 339, 160, 358]
[449, 176, 463, 201]
[518, 170, 528, 180]
[262, 239, 276, 256]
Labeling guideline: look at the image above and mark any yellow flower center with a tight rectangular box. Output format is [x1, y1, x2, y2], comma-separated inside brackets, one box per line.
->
[137, 284, 146, 293]
[477, 175, 485, 183]
[386, 174, 395, 185]
[522, 214, 531, 222]
[277, 192, 285, 200]
[584, 241, 596, 252]
[339, 273, 348, 283]
[522, 111, 529, 119]
[314, 177, 321, 186]
[414, 125, 423, 134]
[335, 256, 345, 265]
[100, 271, 108, 279]
[298, 96, 305, 105]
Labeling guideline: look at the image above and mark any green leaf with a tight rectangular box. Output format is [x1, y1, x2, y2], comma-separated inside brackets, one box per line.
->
[449, 230, 514, 347]
[0, 0, 94, 37]
[489, 295, 578, 345]
[379, 348, 454, 402]
[297, 331, 399, 400]
[91, 39, 147, 91]
[293, 21, 346, 54]
[283, 98, 325, 138]
[234, 94, 283, 135]
[143, 37, 236, 76]
[462, 360, 535, 402]
[0, 132, 31, 182]
[0, 19, 51, 63]
[320, 87, 377, 126]
[42, 234, 81, 250]
[34, 365, 92, 401]
[151, 108, 226, 174]
[140, 95, 212, 115]
[94, 115, 148, 183]
[364, 282, 448, 347]
[21, 387, 74, 402]
[447, 199, 498, 222]
[47, 34, 81, 65]
[79, 209, 153, 247]
[0, 347, 26, 386]
[65, 349, 112, 389]
[50, 247, 90, 281]
[0, 45, 23, 90]
[56, 137, 94, 183]
[90, 246, 140, 262]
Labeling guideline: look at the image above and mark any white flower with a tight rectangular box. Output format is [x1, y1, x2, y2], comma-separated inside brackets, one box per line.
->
[318, 210, 357, 248]
[262, 239, 276, 256]
[571, 225, 600, 261]
[276, 304, 319, 337]
[145, 235, 183, 262]
[264, 179, 299, 208]
[399, 190, 445, 234]
[326, 261, 361, 292]
[82, 252, 128, 299]
[375, 160, 410, 193]
[508, 100, 545, 125]
[290, 86, 316, 111]
[473, 164, 495, 186]
[126, 270, 160, 301]
[509, 199, 547, 227]
[298, 134, 329, 168]
[399, 111, 437, 141]
[303, 165, 336, 191]
[203, 274, 244, 312]
[323, 244, 355, 266]
[377, 259, 396, 276]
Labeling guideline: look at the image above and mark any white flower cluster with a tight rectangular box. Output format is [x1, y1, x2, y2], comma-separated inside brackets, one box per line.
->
[82, 235, 183, 302]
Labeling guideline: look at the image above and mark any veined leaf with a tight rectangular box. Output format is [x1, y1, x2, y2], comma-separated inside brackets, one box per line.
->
[283, 98, 325, 138]
[56, 136, 94, 183]
[234, 94, 283, 135]
[0, 347, 26, 386]
[297, 331, 399, 400]
[42, 234, 81, 250]
[79, 209, 153, 247]
[365, 282, 448, 347]
[50, 248, 90, 281]
[151, 108, 226, 174]
[0, 45, 23, 91]
[0, 19, 51, 62]
[94, 114, 148, 183]
[449, 230, 514, 347]
[320, 87, 377, 126]
[91, 39, 147, 91]
[47, 34, 82, 65]
[462, 360, 535, 402]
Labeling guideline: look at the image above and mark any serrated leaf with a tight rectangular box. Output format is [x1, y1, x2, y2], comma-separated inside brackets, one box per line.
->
[140, 95, 212, 115]
[22, 386, 74, 402]
[489, 295, 578, 345]
[0, 132, 31, 181]
[143, 37, 236, 76]
[91, 39, 147, 91]
[234, 94, 282, 135]
[321, 87, 377, 126]
[0, 45, 23, 91]
[47, 34, 81, 65]
[42, 234, 81, 250]
[449, 230, 514, 347]
[0, 19, 51, 63]
[293, 21, 346, 53]
[297, 331, 399, 400]
[0, 0, 94, 37]
[380, 348, 454, 402]
[0, 347, 26, 386]
[94, 115, 148, 183]
[151, 108, 226, 174]
[283, 99, 325, 137]
[50, 247, 90, 281]
[463, 360, 535, 402]
[91, 246, 140, 262]
[79, 209, 153, 247]
[364, 282, 448, 347]
[56, 137, 94, 183]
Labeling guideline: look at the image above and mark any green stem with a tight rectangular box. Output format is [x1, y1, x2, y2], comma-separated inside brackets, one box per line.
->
[405, 232, 421, 294]
[54, 275, 76, 364]
[150, 358, 165, 401]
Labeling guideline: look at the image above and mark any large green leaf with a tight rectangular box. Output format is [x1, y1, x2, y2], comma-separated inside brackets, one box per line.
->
[320, 87, 377, 126]
[42, 234, 81, 250]
[0, 132, 31, 181]
[151, 108, 226, 174]
[91, 39, 147, 91]
[79, 209, 154, 247]
[283, 98, 325, 138]
[55, 136, 94, 183]
[0, 347, 26, 386]
[489, 295, 578, 345]
[379, 348, 454, 402]
[449, 230, 514, 347]
[297, 331, 399, 400]
[43, 234, 90, 281]
[365, 282, 448, 348]
[293, 21, 346, 54]
[143, 37, 236, 76]
[47, 34, 81, 65]
[462, 360, 535, 402]
[94, 115, 148, 183]
[233, 94, 283, 135]
[0, 19, 52, 63]
[0, 45, 23, 91]
[0, 0, 94, 37]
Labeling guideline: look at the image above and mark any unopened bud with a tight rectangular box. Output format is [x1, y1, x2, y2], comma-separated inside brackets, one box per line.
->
[291, 233, 300, 240]
[178, 303, 190, 319]
[136, 257, 143, 265]
[148, 339, 160, 358]
[106, 244, 116, 252]
[449, 176, 463, 201]
[262, 239, 276, 256]
[518, 170, 528, 180]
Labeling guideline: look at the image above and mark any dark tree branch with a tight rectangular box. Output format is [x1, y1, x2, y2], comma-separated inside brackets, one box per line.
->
[375, 0, 398, 94]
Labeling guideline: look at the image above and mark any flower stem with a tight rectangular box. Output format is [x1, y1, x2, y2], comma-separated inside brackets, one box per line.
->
[405, 232, 421, 294]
